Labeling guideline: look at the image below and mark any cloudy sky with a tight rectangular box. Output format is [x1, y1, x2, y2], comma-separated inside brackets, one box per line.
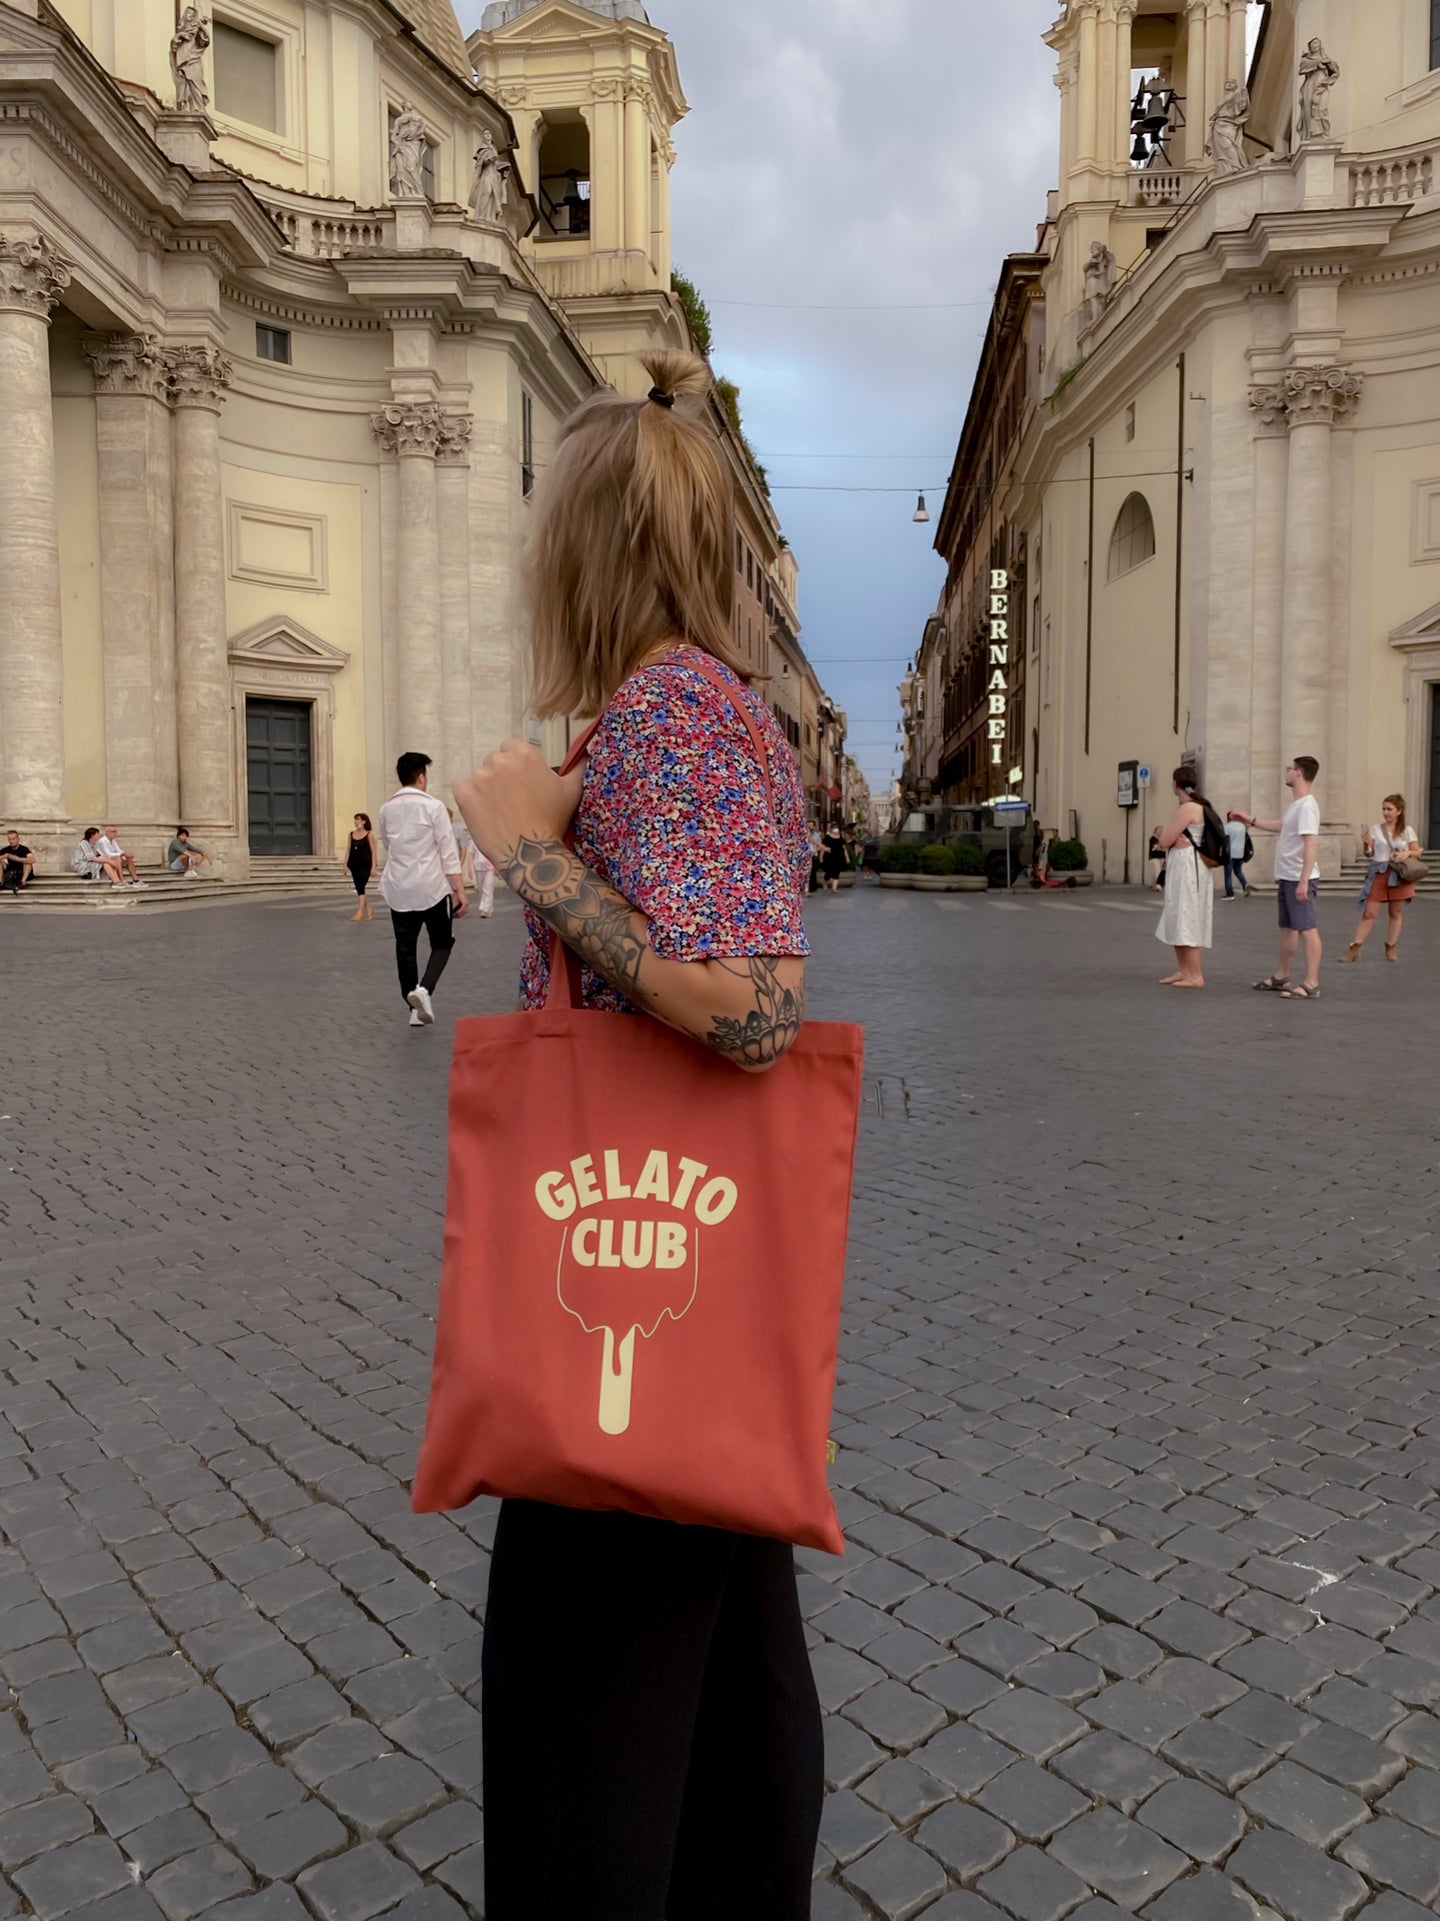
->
[455, 0, 1065, 794]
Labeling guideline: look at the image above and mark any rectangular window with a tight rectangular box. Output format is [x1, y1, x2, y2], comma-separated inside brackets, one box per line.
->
[1434, 0, 1440, 69]
[255, 323, 291, 364]
[1124, 401, 1136, 442]
[521, 391, 535, 498]
[736, 532, 743, 572]
[746, 549, 754, 590]
[213, 20, 282, 134]
[423, 141, 436, 203]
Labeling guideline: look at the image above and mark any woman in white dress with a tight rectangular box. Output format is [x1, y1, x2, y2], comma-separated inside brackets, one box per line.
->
[1154, 767, 1214, 987]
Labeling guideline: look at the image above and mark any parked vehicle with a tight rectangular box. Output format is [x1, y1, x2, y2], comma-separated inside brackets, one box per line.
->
[867, 803, 1037, 889]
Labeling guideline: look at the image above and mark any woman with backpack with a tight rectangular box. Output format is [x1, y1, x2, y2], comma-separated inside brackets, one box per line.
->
[1154, 767, 1219, 986]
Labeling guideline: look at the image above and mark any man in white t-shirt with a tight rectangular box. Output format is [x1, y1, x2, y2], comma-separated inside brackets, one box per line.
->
[96, 826, 144, 887]
[1238, 754, 1322, 998]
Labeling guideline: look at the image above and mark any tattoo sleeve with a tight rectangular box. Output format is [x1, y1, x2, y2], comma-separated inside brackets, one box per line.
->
[502, 834, 804, 1066]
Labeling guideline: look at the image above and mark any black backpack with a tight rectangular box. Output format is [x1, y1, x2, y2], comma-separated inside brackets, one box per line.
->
[1196, 802, 1228, 870]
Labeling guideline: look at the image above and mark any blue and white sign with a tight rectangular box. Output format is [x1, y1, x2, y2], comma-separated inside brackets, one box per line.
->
[1137, 765, 1152, 788]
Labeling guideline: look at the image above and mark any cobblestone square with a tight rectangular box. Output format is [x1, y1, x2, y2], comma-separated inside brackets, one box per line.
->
[3, 885, 1439, 1919]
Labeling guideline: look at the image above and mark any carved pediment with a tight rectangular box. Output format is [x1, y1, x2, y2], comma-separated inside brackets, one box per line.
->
[1390, 601, 1440, 649]
[228, 615, 350, 673]
[488, 0, 617, 38]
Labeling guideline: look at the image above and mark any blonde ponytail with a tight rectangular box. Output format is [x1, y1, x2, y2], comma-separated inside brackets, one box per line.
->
[525, 351, 746, 718]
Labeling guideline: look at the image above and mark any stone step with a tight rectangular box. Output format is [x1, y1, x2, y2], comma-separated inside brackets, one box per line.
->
[8, 869, 354, 909]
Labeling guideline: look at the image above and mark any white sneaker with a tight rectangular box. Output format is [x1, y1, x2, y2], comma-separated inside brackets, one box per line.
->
[408, 1009, 425, 1026]
[407, 986, 435, 1024]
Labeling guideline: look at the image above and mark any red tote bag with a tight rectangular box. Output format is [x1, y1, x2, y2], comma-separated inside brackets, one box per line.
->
[412, 675, 863, 1554]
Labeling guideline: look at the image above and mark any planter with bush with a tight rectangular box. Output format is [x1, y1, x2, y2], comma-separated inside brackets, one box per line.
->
[1045, 838, 1094, 885]
[875, 842, 920, 888]
[912, 844, 987, 892]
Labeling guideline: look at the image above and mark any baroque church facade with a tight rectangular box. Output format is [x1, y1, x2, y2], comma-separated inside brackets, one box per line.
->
[0, 0, 792, 871]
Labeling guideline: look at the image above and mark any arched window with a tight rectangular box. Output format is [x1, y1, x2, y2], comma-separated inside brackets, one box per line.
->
[1108, 492, 1156, 578]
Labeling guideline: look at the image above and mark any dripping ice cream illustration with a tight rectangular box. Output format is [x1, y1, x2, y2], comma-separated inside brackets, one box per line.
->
[535, 1148, 738, 1434]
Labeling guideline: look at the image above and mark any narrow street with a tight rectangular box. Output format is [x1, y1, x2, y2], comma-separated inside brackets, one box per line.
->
[3, 889, 1440, 1920]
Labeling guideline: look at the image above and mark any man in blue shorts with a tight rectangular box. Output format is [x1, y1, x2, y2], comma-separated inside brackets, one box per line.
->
[1241, 755, 1322, 1000]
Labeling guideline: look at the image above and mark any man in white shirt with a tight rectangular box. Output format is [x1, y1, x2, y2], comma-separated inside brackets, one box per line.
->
[379, 752, 469, 1026]
[96, 826, 144, 887]
[1239, 754, 1322, 999]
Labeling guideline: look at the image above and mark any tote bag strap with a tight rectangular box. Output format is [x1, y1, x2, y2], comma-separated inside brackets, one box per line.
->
[545, 651, 778, 1011]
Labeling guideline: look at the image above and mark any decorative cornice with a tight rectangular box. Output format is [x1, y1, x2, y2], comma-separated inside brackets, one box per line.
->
[1282, 363, 1363, 427]
[371, 400, 447, 457]
[83, 331, 168, 397]
[167, 343, 234, 409]
[434, 411, 474, 466]
[0, 229, 72, 318]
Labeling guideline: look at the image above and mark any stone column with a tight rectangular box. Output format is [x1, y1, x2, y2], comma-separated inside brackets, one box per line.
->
[0, 230, 70, 823]
[590, 77, 624, 253]
[436, 413, 474, 803]
[372, 402, 444, 764]
[1094, 5, 1118, 171]
[1185, 0, 1209, 168]
[1278, 366, 1362, 773]
[84, 332, 177, 825]
[1076, 2, 1100, 162]
[623, 79, 650, 259]
[169, 344, 234, 829]
[1247, 383, 1289, 835]
[1113, 3, 1137, 172]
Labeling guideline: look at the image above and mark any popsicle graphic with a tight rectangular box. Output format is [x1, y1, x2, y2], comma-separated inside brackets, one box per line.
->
[555, 1215, 700, 1434]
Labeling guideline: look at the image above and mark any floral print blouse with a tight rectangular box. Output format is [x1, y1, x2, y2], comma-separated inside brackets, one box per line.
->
[520, 644, 810, 1012]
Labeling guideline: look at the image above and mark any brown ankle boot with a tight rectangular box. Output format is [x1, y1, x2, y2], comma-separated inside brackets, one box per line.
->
[1338, 943, 1361, 962]
[1385, 942, 1398, 962]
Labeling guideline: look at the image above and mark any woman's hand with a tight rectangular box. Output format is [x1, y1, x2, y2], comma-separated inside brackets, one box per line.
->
[454, 742, 586, 870]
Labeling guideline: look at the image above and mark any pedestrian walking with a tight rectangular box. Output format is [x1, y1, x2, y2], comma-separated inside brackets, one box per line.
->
[1338, 792, 1423, 964]
[378, 753, 468, 1026]
[1154, 767, 1214, 987]
[821, 824, 846, 892]
[452, 349, 821, 1920]
[1242, 754, 1323, 999]
[807, 824, 823, 893]
[344, 812, 376, 921]
[1223, 815, 1253, 898]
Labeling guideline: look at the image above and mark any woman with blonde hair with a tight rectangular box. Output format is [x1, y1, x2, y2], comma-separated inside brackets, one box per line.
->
[453, 351, 818, 1919]
[1339, 792, 1423, 962]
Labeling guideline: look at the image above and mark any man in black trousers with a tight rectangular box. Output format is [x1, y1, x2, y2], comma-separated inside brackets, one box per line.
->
[378, 752, 468, 1026]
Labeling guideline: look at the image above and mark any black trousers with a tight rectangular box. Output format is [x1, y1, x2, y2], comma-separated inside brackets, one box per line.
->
[482, 1500, 823, 1921]
[389, 897, 455, 1002]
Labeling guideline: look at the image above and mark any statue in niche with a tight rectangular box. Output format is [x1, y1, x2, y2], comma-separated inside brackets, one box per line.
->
[1297, 38, 1340, 142]
[469, 131, 511, 226]
[169, 6, 210, 113]
[1083, 241, 1116, 323]
[1206, 76, 1251, 176]
[390, 104, 428, 199]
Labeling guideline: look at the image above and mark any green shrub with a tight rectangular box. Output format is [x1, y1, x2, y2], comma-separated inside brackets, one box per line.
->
[949, 842, 986, 876]
[916, 844, 958, 875]
[1048, 838, 1088, 872]
[670, 269, 714, 357]
[877, 841, 920, 873]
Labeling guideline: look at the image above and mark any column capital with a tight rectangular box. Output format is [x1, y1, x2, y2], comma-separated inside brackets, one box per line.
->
[371, 400, 446, 458]
[494, 81, 528, 110]
[435, 411, 473, 467]
[0, 229, 71, 319]
[84, 331, 168, 398]
[1114, 2, 1139, 20]
[1283, 364, 1363, 427]
[1248, 383, 1290, 437]
[591, 75, 624, 101]
[167, 344, 233, 410]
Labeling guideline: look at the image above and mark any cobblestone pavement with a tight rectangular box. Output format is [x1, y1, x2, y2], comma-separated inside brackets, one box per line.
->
[2, 883, 1439, 1921]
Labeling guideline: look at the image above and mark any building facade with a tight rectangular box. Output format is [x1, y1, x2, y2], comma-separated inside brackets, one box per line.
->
[917, 0, 1440, 877]
[0, 0, 822, 875]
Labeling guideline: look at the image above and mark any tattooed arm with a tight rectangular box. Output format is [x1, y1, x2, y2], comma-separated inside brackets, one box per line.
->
[503, 834, 804, 1071]
[454, 745, 805, 1073]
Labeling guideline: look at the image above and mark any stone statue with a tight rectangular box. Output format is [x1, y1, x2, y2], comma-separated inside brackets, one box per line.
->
[1206, 77, 1251, 176]
[469, 131, 511, 226]
[1297, 38, 1339, 142]
[1083, 241, 1115, 323]
[389, 104, 428, 199]
[169, 6, 210, 113]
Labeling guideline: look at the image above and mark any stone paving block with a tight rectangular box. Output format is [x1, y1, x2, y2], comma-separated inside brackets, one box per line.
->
[955, 1621, 1053, 1680]
[825, 1712, 886, 1790]
[1286, 1721, 1407, 1797]
[195, 1765, 305, 1840]
[1359, 1895, 1436, 1921]
[1375, 1767, 1440, 1837]
[1215, 1692, 1316, 1753]
[812, 1642, 888, 1712]
[842, 1832, 950, 1920]
[972, 1689, 1088, 1761]
[12, 1834, 136, 1920]
[0, 1750, 56, 1813]
[914, 1801, 1015, 1881]
[913, 1722, 1016, 1796]
[1306, 1677, 1407, 1739]
[821, 1788, 894, 1866]
[1047, 1806, 1188, 1911]
[162, 1728, 269, 1795]
[0, 1792, 96, 1868]
[296, 1840, 423, 1921]
[1083, 1682, 1194, 1753]
[976, 1761, 1089, 1844]
[204, 1889, 310, 1921]
[1228, 1828, 1369, 1921]
[857, 1756, 952, 1826]
[1160, 1721, 1272, 1794]
[124, 1808, 217, 1875]
[1336, 1816, 1440, 1905]
[915, 1656, 1007, 1718]
[1136, 1778, 1247, 1865]
[146, 1844, 254, 1920]
[896, 1586, 988, 1645]
[230, 1802, 348, 1881]
[906, 1896, 1006, 1921]
[866, 1626, 950, 1682]
[975, 1844, 1092, 1921]
[1052, 1731, 1174, 1814]
[392, 1800, 484, 1873]
[317, 1753, 446, 1837]
[843, 1679, 948, 1753]
[1389, 1712, 1440, 1770]
[387, 1889, 468, 1921]
[1143, 1867, 1264, 1920]
[245, 1674, 349, 1749]
[1072, 1627, 1163, 1680]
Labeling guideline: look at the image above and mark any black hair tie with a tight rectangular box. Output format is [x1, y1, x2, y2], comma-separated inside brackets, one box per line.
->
[648, 387, 675, 409]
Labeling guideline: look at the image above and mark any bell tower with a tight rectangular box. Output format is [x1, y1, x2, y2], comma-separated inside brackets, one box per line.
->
[469, 0, 690, 393]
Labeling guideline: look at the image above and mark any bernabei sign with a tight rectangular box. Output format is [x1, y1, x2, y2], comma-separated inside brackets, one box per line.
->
[987, 568, 1009, 767]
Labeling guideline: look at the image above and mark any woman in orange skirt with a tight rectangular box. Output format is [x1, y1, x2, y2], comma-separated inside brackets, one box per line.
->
[1339, 793, 1422, 962]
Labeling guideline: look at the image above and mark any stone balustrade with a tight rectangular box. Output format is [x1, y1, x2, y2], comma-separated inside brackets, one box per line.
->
[1126, 168, 1194, 208]
[1346, 144, 1436, 207]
